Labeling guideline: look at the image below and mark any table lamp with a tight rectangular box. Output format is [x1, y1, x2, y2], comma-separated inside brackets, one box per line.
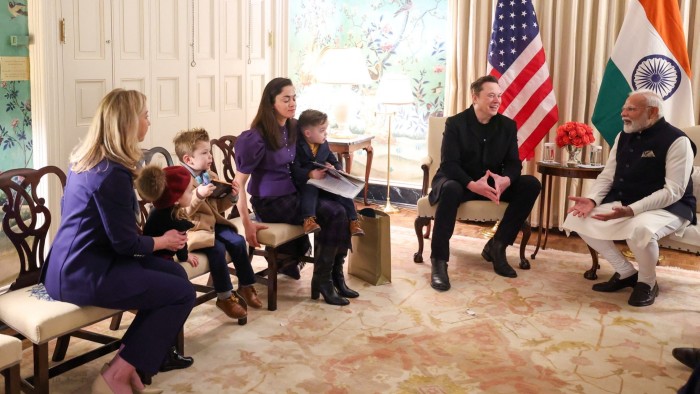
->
[315, 47, 371, 138]
[376, 73, 413, 214]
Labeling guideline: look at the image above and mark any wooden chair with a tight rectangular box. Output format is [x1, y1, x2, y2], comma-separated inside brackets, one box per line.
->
[0, 166, 122, 393]
[211, 135, 315, 311]
[0, 334, 22, 394]
[414, 117, 531, 268]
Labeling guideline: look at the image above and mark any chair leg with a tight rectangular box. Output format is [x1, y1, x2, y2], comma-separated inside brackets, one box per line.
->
[109, 312, 124, 331]
[584, 245, 600, 280]
[32, 342, 50, 394]
[518, 220, 532, 270]
[52, 335, 70, 362]
[266, 247, 279, 311]
[414, 217, 431, 263]
[175, 330, 184, 355]
[3, 364, 20, 394]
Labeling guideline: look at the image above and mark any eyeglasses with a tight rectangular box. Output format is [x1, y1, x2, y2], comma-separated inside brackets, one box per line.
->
[621, 105, 649, 112]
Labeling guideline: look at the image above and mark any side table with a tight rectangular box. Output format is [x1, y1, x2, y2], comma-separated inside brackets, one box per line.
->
[533, 162, 604, 279]
[327, 135, 374, 206]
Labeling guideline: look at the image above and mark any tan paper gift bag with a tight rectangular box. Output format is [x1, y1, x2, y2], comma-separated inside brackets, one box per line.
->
[348, 209, 391, 285]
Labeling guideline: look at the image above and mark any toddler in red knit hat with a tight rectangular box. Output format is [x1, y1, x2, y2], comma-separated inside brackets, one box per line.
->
[136, 165, 199, 267]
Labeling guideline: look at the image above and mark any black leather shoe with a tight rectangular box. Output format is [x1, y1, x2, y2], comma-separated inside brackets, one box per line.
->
[628, 282, 658, 307]
[592, 272, 638, 292]
[481, 239, 517, 278]
[672, 348, 700, 369]
[279, 261, 302, 280]
[159, 346, 194, 372]
[430, 258, 450, 291]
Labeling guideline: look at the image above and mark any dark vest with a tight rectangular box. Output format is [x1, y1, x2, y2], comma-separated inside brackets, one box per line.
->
[602, 118, 696, 224]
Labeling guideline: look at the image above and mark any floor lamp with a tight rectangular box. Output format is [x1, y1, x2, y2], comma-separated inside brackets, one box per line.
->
[376, 74, 413, 214]
[315, 47, 371, 138]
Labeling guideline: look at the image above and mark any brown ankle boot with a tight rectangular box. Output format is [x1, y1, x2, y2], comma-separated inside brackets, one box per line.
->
[238, 286, 263, 309]
[215, 295, 247, 319]
[303, 217, 321, 234]
[349, 219, 364, 236]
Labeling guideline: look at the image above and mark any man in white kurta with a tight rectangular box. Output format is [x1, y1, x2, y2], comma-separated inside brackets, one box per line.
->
[563, 89, 696, 307]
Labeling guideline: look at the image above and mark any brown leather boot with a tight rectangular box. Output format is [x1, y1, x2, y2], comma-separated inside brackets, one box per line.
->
[238, 286, 263, 309]
[349, 219, 365, 236]
[303, 217, 321, 234]
[215, 295, 247, 319]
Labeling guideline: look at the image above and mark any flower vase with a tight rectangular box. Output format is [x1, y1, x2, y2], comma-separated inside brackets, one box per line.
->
[565, 145, 582, 167]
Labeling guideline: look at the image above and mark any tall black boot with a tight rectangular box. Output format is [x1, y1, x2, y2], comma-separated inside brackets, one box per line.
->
[311, 245, 349, 306]
[332, 250, 359, 298]
[481, 238, 517, 278]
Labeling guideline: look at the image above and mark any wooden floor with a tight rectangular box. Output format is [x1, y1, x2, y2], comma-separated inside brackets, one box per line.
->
[367, 202, 700, 272]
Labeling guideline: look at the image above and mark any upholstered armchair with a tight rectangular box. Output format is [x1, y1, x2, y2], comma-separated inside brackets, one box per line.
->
[658, 125, 700, 254]
[413, 117, 531, 267]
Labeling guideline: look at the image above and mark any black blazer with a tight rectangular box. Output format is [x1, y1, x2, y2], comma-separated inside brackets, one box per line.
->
[291, 134, 341, 188]
[429, 106, 522, 205]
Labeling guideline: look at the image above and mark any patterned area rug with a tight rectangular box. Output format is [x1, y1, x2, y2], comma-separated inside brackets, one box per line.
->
[16, 226, 700, 393]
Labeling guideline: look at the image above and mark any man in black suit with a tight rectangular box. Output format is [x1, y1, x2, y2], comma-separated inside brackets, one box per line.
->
[428, 75, 541, 291]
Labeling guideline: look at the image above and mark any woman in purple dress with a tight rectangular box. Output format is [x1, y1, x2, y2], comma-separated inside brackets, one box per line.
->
[233, 77, 358, 306]
[42, 89, 195, 393]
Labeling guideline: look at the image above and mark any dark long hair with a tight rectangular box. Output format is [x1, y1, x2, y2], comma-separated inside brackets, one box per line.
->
[251, 77, 297, 150]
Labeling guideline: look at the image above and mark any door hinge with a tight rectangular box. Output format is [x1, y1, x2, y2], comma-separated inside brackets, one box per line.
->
[268, 31, 273, 48]
[59, 18, 65, 44]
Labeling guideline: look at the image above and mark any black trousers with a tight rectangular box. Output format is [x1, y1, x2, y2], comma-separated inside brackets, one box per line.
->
[430, 175, 541, 262]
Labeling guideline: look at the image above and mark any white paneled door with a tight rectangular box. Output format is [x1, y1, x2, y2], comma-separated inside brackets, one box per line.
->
[60, 0, 273, 164]
[60, 0, 113, 169]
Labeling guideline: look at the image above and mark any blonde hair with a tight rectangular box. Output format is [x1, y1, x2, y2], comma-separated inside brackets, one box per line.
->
[173, 128, 210, 161]
[69, 88, 146, 174]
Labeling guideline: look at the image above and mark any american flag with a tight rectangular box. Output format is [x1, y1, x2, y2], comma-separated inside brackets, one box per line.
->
[487, 0, 558, 160]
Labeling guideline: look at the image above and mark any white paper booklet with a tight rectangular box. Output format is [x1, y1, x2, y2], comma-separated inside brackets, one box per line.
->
[307, 163, 365, 199]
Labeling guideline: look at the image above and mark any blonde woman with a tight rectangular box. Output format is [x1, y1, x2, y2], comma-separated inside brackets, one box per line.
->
[41, 89, 195, 393]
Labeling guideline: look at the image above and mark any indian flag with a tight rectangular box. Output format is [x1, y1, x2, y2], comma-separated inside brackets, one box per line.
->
[592, 0, 694, 145]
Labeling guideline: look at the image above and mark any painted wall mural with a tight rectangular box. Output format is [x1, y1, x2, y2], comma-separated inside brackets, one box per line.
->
[289, 0, 447, 185]
[0, 0, 31, 170]
[0, 1, 31, 286]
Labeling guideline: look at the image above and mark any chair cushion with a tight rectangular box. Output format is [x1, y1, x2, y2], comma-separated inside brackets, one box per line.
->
[229, 217, 306, 248]
[416, 196, 509, 222]
[179, 251, 212, 279]
[0, 285, 120, 344]
[659, 224, 700, 254]
[0, 334, 21, 370]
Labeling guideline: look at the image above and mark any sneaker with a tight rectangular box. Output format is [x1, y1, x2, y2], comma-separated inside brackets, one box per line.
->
[349, 219, 364, 236]
[303, 217, 321, 234]
[215, 295, 247, 319]
[238, 286, 263, 309]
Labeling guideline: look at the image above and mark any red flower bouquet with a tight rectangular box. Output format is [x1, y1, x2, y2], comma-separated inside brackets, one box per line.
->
[555, 121, 595, 148]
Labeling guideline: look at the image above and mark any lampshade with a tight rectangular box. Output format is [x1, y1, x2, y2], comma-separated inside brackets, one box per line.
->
[376, 74, 413, 105]
[315, 48, 371, 85]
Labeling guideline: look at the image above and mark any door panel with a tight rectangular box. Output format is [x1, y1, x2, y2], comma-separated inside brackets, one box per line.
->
[189, 0, 219, 136]
[61, 0, 112, 169]
[220, 0, 246, 135]
[245, 0, 272, 129]
[149, 0, 187, 149]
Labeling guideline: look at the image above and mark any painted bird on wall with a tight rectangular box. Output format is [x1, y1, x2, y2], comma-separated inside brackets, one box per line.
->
[8, 1, 27, 19]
